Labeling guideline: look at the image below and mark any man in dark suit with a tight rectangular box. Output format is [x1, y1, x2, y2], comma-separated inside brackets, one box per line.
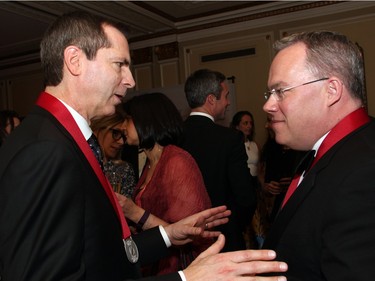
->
[0, 11, 288, 281]
[262, 31, 375, 280]
[181, 69, 257, 252]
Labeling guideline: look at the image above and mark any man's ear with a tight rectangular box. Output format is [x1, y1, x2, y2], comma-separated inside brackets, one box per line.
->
[64, 46, 82, 76]
[207, 94, 217, 105]
[326, 77, 343, 107]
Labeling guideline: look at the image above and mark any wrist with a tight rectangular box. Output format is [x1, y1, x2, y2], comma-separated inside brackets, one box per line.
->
[136, 210, 150, 230]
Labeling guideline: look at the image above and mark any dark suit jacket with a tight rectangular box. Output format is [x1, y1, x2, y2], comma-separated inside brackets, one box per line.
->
[0, 106, 180, 281]
[181, 115, 256, 251]
[263, 119, 375, 281]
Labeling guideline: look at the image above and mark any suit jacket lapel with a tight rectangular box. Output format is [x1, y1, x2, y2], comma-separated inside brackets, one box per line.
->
[263, 154, 330, 249]
[263, 117, 371, 249]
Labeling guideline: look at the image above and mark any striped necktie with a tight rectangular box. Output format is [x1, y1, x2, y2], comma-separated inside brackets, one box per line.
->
[87, 134, 104, 170]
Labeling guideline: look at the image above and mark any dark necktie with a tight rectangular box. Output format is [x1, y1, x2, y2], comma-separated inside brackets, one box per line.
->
[87, 134, 104, 170]
[282, 150, 315, 208]
[293, 150, 316, 176]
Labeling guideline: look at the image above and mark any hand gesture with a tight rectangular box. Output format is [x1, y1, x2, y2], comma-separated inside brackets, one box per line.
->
[164, 205, 231, 246]
[184, 234, 287, 281]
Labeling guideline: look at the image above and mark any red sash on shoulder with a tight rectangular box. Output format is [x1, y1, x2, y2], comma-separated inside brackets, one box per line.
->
[36, 92, 131, 239]
[312, 107, 370, 166]
[282, 107, 370, 208]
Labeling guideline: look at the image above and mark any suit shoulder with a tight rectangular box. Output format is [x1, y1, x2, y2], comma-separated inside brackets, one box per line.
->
[213, 124, 243, 141]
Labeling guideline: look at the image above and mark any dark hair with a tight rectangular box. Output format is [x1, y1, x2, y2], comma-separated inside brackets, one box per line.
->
[230, 110, 255, 141]
[184, 69, 226, 109]
[122, 93, 183, 150]
[274, 31, 365, 103]
[90, 106, 124, 132]
[40, 11, 126, 87]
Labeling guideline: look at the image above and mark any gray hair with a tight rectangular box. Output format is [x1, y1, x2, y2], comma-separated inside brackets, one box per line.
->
[184, 69, 226, 109]
[274, 31, 365, 103]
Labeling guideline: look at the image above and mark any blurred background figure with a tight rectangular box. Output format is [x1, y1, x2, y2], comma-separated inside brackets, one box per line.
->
[122, 92, 212, 276]
[230, 110, 260, 249]
[90, 108, 137, 198]
[182, 69, 256, 252]
[0, 110, 21, 147]
[230, 110, 259, 185]
[251, 117, 306, 248]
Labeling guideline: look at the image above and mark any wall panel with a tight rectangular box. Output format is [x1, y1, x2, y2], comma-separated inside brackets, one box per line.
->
[133, 64, 153, 91]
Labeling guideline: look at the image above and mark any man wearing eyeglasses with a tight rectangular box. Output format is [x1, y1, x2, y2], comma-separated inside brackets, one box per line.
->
[262, 31, 375, 280]
[0, 11, 289, 281]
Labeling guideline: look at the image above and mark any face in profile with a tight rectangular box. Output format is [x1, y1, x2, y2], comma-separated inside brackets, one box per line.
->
[214, 82, 230, 120]
[82, 25, 135, 120]
[122, 117, 139, 146]
[263, 43, 328, 151]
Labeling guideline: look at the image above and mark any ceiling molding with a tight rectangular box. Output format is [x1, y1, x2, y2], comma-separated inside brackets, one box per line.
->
[1, 1, 374, 74]
[117, 1, 176, 28]
[130, 1, 375, 49]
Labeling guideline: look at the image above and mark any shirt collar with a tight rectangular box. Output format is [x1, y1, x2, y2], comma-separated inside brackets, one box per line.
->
[190, 112, 214, 122]
[312, 131, 330, 156]
[59, 99, 92, 141]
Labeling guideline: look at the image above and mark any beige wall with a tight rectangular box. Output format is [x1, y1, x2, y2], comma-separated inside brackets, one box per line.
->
[0, 70, 43, 117]
[132, 3, 375, 146]
[1, 2, 375, 146]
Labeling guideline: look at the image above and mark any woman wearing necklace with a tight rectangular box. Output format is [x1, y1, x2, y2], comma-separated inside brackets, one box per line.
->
[122, 92, 212, 276]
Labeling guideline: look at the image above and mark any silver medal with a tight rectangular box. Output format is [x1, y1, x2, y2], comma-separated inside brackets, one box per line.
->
[123, 237, 139, 263]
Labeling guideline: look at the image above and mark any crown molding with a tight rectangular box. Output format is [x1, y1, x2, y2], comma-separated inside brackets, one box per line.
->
[130, 1, 375, 50]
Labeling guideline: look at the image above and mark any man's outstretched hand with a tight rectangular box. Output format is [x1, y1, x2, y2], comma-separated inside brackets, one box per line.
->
[184, 234, 288, 281]
[164, 205, 230, 246]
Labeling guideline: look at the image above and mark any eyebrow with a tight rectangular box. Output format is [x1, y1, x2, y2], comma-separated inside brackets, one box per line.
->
[120, 58, 131, 67]
[112, 55, 131, 67]
[268, 81, 284, 90]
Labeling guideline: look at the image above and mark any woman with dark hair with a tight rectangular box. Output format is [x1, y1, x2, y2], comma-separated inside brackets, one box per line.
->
[230, 110, 259, 184]
[0, 110, 21, 146]
[122, 92, 212, 276]
[230, 111, 260, 248]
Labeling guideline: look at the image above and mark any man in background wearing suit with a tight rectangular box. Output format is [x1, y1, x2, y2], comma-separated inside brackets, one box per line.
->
[182, 69, 257, 252]
[0, 11, 288, 281]
[262, 31, 375, 280]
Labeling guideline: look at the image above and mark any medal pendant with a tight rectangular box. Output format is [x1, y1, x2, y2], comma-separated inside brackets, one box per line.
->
[123, 237, 139, 263]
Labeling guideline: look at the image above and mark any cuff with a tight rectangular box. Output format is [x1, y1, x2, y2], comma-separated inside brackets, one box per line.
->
[159, 225, 172, 247]
[178, 270, 187, 281]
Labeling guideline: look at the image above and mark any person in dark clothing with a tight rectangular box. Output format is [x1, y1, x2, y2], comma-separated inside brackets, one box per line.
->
[181, 69, 257, 252]
[0, 11, 287, 281]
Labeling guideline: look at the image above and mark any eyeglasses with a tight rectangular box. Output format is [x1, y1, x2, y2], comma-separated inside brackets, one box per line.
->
[264, 77, 329, 101]
[110, 128, 126, 141]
